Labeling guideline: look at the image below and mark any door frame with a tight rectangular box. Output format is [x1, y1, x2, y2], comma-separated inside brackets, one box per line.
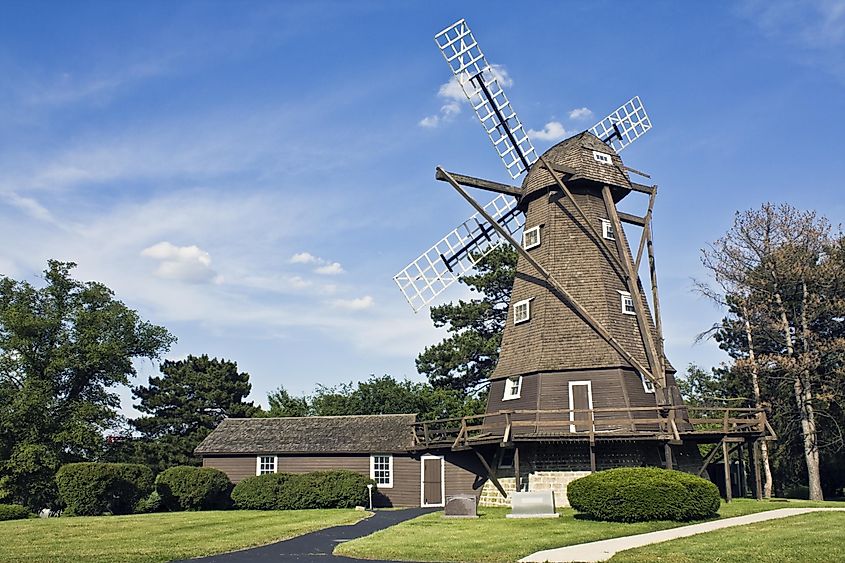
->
[568, 380, 594, 433]
[420, 454, 445, 507]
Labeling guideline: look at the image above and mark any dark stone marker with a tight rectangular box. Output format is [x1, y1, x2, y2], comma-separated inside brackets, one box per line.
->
[444, 495, 478, 518]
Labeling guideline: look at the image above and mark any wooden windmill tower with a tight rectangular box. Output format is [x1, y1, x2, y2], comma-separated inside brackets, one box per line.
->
[395, 19, 770, 500]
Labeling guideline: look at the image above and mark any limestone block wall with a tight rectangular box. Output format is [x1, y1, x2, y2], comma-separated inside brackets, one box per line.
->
[478, 471, 591, 508]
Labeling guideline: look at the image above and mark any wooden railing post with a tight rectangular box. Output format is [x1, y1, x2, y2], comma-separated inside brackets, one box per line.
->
[423, 422, 430, 446]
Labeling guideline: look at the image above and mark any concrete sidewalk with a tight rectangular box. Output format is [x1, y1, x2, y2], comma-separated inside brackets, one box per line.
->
[519, 507, 845, 563]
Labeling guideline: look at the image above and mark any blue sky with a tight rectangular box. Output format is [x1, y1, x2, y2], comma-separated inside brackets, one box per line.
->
[1, 1, 843, 416]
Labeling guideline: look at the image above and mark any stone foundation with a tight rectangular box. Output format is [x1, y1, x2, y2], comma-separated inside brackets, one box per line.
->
[478, 471, 591, 508]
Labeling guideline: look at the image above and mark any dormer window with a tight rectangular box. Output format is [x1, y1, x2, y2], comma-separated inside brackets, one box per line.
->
[503, 376, 523, 401]
[618, 291, 636, 315]
[601, 219, 615, 240]
[593, 151, 612, 165]
[523, 226, 541, 250]
[513, 298, 531, 324]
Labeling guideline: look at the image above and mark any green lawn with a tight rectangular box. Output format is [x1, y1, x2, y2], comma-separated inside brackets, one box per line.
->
[0, 509, 367, 563]
[610, 511, 845, 562]
[334, 499, 841, 563]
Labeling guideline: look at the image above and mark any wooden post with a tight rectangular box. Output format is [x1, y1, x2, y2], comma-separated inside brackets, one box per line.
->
[722, 440, 732, 502]
[474, 449, 508, 499]
[514, 446, 521, 492]
[589, 443, 597, 473]
[751, 439, 763, 500]
[645, 213, 666, 386]
[664, 443, 673, 470]
[737, 443, 747, 498]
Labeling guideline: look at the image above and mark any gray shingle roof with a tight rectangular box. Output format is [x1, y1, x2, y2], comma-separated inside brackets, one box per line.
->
[194, 414, 417, 455]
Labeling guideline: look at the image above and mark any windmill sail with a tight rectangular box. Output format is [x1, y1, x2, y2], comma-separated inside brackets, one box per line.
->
[435, 19, 537, 179]
[589, 96, 652, 153]
[394, 194, 524, 312]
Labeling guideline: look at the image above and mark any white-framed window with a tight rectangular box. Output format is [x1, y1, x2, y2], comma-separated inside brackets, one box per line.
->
[370, 454, 393, 488]
[618, 291, 636, 315]
[503, 376, 523, 401]
[641, 374, 656, 393]
[601, 218, 615, 240]
[513, 298, 531, 324]
[256, 455, 277, 475]
[593, 150, 612, 164]
[523, 225, 541, 250]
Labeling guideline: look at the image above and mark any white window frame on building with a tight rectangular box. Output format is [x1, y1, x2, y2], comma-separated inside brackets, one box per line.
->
[523, 225, 541, 250]
[370, 454, 394, 488]
[513, 298, 532, 325]
[601, 218, 615, 241]
[503, 376, 523, 401]
[641, 374, 656, 394]
[618, 290, 636, 315]
[256, 455, 277, 475]
[592, 150, 612, 165]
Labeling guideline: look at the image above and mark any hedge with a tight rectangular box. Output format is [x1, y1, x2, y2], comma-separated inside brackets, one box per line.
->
[567, 467, 720, 522]
[0, 504, 30, 521]
[231, 470, 374, 510]
[56, 463, 154, 516]
[156, 466, 232, 511]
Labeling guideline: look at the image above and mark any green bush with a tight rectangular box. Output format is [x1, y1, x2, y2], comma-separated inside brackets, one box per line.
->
[231, 470, 374, 510]
[156, 466, 232, 511]
[134, 490, 163, 514]
[783, 484, 810, 500]
[567, 467, 720, 522]
[56, 463, 154, 516]
[0, 504, 30, 521]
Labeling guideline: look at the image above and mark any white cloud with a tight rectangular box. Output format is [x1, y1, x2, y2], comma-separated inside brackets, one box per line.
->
[315, 262, 344, 275]
[419, 64, 513, 128]
[290, 252, 319, 264]
[330, 295, 374, 310]
[568, 107, 594, 121]
[141, 241, 217, 283]
[1, 192, 55, 223]
[527, 121, 567, 141]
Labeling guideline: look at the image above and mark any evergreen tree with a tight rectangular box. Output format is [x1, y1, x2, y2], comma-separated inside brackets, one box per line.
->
[132, 355, 257, 471]
[416, 245, 517, 394]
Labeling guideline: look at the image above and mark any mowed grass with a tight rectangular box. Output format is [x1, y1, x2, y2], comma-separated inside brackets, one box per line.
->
[334, 499, 841, 563]
[0, 509, 367, 563]
[611, 510, 845, 562]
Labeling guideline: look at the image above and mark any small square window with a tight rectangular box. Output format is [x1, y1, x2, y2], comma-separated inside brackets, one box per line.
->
[641, 374, 655, 393]
[593, 151, 612, 165]
[513, 299, 531, 324]
[523, 226, 541, 250]
[619, 291, 636, 315]
[503, 376, 523, 401]
[601, 219, 615, 241]
[370, 454, 393, 488]
[257, 455, 276, 475]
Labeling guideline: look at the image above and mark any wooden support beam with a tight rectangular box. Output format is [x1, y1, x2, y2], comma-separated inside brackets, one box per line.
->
[601, 185, 664, 391]
[618, 211, 647, 227]
[664, 443, 674, 470]
[514, 446, 521, 492]
[438, 167, 659, 387]
[737, 443, 747, 498]
[634, 188, 657, 272]
[697, 439, 724, 477]
[474, 449, 508, 499]
[630, 181, 655, 194]
[434, 168, 522, 197]
[646, 211, 667, 387]
[625, 166, 652, 180]
[722, 440, 732, 502]
[589, 443, 597, 473]
[751, 439, 763, 500]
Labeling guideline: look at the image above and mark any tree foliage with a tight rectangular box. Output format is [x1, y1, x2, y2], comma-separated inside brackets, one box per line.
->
[261, 375, 485, 421]
[132, 355, 257, 471]
[416, 245, 517, 394]
[0, 261, 174, 509]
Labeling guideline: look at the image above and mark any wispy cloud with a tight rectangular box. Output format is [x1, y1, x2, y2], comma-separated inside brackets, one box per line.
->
[141, 241, 218, 284]
[528, 121, 567, 141]
[419, 65, 512, 128]
[290, 252, 345, 275]
[314, 262, 344, 275]
[330, 295, 374, 310]
[568, 107, 594, 121]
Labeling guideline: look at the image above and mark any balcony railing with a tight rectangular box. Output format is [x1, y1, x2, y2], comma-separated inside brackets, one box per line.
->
[411, 406, 774, 450]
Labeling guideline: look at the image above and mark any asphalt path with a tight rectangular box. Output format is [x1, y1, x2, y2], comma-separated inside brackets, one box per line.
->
[179, 508, 437, 562]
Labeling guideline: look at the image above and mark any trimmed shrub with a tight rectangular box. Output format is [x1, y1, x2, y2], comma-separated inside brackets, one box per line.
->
[56, 463, 154, 516]
[568, 467, 720, 522]
[134, 490, 163, 514]
[231, 473, 293, 510]
[783, 485, 810, 500]
[231, 470, 374, 510]
[0, 504, 30, 521]
[156, 466, 232, 511]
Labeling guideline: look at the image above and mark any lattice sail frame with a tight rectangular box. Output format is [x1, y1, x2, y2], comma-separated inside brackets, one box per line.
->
[589, 96, 652, 153]
[435, 19, 538, 179]
[394, 194, 524, 312]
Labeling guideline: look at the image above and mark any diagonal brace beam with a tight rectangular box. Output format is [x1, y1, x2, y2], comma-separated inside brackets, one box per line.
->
[437, 167, 660, 388]
[435, 168, 523, 197]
